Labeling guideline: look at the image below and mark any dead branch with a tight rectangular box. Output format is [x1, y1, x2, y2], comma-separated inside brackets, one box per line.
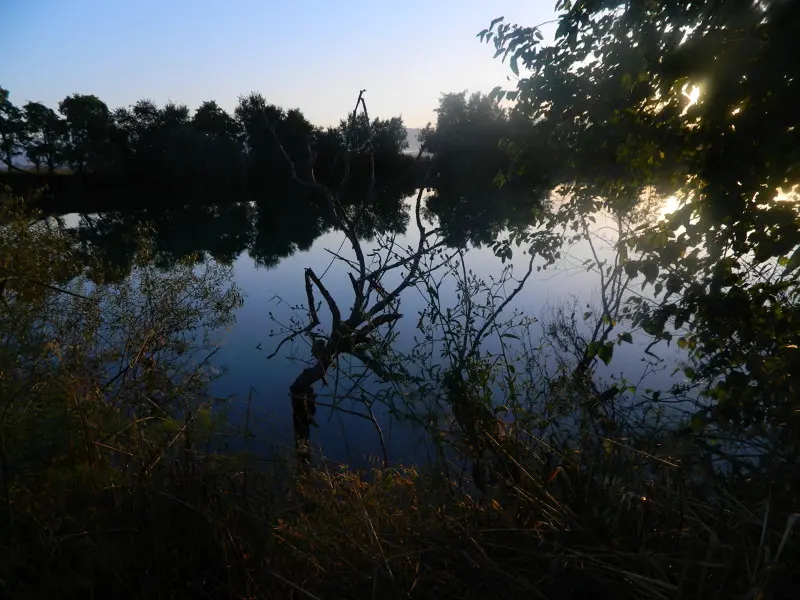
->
[263, 90, 437, 465]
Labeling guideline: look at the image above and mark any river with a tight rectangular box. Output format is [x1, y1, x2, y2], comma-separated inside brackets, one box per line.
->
[63, 191, 685, 466]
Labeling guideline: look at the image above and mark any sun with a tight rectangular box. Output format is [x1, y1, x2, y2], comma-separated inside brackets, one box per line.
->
[658, 195, 680, 220]
[680, 84, 702, 116]
[686, 85, 700, 105]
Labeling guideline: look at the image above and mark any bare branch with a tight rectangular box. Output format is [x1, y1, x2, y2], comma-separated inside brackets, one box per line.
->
[366, 180, 432, 319]
[306, 268, 341, 329]
[266, 271, 322, 360]
[324, 248, 360, 270]
[470, 252, 536, 357]
[316, 398, 388, 467]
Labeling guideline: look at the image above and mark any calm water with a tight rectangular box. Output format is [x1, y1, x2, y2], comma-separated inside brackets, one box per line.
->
[205, 202, 682, 465]
[64, 193, 684, 465]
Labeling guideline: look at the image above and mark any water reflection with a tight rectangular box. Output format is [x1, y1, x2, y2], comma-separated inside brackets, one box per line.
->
[69, 175, 419, 278]
[55, 176, 681, 465]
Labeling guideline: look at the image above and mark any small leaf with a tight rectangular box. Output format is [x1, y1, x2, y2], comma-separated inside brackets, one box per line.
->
[510, 55, 519, 76]
[597, 342, 614, 365]
[618, 332, 633, 344]
[784, 246, 800, 273]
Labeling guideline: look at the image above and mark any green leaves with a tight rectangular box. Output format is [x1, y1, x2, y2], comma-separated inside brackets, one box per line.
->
[479, 0, 800, 436]
[597, 341, 614, 365]
[588, 340, 615, 365]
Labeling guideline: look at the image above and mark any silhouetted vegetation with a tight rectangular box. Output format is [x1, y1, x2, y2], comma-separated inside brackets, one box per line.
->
[2, 1, 800, 599]
[420, 91, 553, 246]
[0, 86, 417, 213]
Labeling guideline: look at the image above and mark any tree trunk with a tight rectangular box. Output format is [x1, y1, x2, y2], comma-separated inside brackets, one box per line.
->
[2, 156, 25, 174]
[289, 354, 334, 466]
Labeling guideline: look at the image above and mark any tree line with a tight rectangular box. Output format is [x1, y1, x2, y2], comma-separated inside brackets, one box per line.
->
[0, 86, 414, 207]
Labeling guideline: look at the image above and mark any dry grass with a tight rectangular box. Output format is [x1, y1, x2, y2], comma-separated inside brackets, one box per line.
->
[4, 417, 797, 600]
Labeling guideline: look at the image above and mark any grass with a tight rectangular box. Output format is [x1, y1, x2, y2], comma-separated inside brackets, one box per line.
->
[3, 418, 797, 600]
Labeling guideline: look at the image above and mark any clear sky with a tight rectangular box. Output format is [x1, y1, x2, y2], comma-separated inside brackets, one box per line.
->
[1, 0, 556, 128]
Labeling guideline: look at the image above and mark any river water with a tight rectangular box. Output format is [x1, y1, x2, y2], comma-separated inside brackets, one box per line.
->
[59, 188, 685, 465]
[180, 195, 687, 465]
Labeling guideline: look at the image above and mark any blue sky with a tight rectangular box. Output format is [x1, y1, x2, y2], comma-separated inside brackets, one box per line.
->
[2, 0, 556, 128]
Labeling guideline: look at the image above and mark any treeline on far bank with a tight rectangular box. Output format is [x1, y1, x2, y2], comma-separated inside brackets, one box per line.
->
[0, 86, 426, 213]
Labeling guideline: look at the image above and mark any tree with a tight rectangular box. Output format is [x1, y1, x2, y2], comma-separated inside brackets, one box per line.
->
[234, 93, 316, 188]
[112, 99, 196, 186]
[482, 1, 800, 439]
[234, 92, 285, 155]
[59, 94, 112, 172]
[419, 91, 545, 246]
[262, 91, 447, 465]
[0, 87, 25, 172]
[192, 100, 241, 142]
[339, 113, 409, 157]
[23, 101, 66, 175]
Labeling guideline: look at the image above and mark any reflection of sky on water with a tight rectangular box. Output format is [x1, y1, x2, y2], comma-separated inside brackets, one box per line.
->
[209, 196, 688, 465]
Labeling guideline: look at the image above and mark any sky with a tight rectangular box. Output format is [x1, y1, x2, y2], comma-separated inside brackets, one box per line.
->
[1, 0, 557, 128]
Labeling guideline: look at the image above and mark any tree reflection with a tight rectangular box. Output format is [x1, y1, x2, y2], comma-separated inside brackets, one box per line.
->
[70, 171, 419, 277]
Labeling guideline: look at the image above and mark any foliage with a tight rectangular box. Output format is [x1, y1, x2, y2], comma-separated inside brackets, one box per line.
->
[23, 101, 67, 175]
[480, 1, 800, 445]
[0, 188, 247, 596]
[420, 91, 550, 247]
[192, 99, 242, 141]
[58, 94, 112, 173]
[0, 86, 415, 216]
[0, 87, 25, 172]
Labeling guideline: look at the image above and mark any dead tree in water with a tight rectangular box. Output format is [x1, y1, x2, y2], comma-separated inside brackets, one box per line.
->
[267, 91, 446, 465]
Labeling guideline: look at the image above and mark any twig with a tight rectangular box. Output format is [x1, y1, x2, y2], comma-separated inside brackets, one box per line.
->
[470, 252, 536, 357]
[267, 571, 321, 600]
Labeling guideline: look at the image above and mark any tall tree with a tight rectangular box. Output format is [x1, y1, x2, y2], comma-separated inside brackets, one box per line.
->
[58, 94, 111, 172]
[0, 87, 25, 172]
[234, 92, 284, 154]
[112, 99, 194, 182]
[23, 101, 66, 175]
[192, 100, 240, 141]
[235, 93, 316, 187]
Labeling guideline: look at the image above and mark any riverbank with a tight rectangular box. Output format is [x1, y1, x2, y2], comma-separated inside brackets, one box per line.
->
[5, 404, 796, 600]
